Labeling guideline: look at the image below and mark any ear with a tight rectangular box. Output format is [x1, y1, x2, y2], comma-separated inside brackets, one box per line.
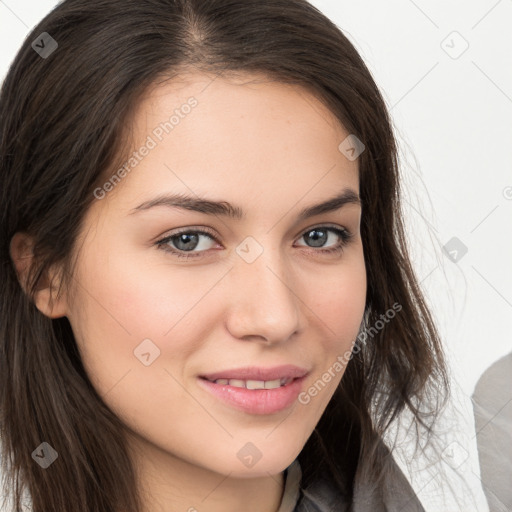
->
[9, 232, 68, 319]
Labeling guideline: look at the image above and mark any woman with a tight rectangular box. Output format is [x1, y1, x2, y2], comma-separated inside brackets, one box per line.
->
[0, 0, 449, 511]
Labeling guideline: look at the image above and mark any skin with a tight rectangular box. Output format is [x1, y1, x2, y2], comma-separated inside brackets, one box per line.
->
[11, 72, 367, 512]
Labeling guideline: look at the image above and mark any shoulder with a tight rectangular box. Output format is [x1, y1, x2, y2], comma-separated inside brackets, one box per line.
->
[352, 440, 425, 512]
[292, 438, 425, 512]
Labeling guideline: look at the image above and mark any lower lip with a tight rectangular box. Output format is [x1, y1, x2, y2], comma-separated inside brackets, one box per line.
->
[197, 375, 307, 415]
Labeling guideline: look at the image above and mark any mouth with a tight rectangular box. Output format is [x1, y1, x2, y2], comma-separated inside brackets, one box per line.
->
[197, 366, 309, 415]
[199, 364, 309, 383]
[199, 376, 295, 389]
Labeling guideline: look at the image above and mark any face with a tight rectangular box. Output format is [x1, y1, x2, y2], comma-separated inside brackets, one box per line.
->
[61, 72, 366, 478]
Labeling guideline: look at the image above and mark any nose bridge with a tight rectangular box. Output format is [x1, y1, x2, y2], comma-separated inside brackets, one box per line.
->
[226, 239, 303, 342]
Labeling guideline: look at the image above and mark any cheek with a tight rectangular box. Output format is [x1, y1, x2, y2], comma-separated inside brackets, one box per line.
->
[64, 234, 367, 476]
[99, 245, 228, 336]
[67, 253, 213, 440]
[296, 252, 366, 406]
[305, 252, 367, 346]
[68, 243, 225, 392]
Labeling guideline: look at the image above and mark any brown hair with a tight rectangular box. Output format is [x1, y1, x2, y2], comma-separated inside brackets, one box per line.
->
[0, 0, 449, 510]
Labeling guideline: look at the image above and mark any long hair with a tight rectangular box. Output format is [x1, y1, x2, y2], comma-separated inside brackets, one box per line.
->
[0, 1, 449, 510]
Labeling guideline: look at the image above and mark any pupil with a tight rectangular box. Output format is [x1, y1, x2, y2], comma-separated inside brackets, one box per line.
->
[176, 233, 199, 251]
[307, 229, 327, 247]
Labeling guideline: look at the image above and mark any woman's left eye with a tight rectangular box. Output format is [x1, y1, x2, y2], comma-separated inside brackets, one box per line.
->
[155, 226, 353, 260]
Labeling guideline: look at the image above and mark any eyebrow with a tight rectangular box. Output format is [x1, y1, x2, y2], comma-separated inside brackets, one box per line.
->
[129, 188, 361, 221]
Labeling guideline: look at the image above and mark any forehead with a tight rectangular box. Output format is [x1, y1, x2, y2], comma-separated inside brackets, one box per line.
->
[97, 71, 359, 217]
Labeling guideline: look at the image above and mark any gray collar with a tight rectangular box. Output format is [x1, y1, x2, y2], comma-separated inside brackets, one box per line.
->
[276, 452, 425, 512]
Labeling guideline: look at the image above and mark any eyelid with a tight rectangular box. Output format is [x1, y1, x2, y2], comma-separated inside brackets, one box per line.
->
[152, 225, 218, 243]
[155, 223, 353, 258]
[154, 226, 221, 254]
[157, 223, 349, 242]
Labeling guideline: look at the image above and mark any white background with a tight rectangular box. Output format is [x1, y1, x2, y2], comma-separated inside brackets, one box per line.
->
[1, 1, 511, 511]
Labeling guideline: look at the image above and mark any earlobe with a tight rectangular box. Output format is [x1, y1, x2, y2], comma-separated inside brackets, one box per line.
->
[9, 232, 68, 319]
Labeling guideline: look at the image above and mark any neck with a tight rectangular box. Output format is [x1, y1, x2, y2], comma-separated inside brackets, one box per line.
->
[127, 433, 286, 512]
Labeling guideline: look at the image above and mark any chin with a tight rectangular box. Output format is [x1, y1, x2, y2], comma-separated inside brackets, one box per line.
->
[218, 450, 300, 479]
[227, 463, 290, 479]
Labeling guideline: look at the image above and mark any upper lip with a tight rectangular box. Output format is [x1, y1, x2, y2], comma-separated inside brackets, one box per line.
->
[200, 365, 309, 382]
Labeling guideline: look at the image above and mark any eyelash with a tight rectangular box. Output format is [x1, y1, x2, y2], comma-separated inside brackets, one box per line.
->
[155, 225, 353, 260]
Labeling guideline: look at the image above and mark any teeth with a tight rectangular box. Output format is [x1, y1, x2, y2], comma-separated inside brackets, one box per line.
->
[264, 379, 282, 389]
[228, 379, 246, 388]
[211, 377, 293, 389]
[246, 380, 266, 389]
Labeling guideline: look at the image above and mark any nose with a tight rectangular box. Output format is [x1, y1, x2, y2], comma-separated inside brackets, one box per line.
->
[224, 247, 304, 344]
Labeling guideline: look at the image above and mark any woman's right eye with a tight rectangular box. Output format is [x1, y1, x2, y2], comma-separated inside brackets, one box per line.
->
[155, 229, 219, 259]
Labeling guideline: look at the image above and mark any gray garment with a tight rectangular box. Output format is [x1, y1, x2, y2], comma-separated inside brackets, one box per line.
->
[472, 352, 512, 512]
[278, 446, 425, 512]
